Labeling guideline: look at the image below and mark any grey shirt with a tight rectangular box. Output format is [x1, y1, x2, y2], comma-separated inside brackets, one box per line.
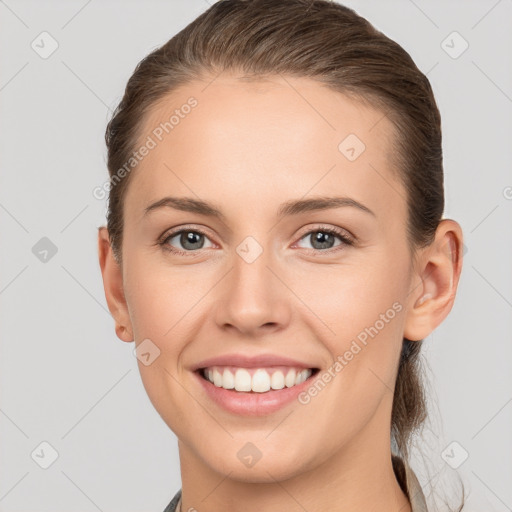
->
[162, 455, 428, 512]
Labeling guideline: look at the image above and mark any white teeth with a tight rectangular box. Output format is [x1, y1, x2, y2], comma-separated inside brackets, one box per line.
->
[252, 369, 271, 393]
[296, 370, 307, 385]
[203, 366, 313, 393]
[234, 368, 252, 392]
[285, 369, 296, 388]
[270, 371, 285, 390]
[213, 369, 223, 387]
[222, 368, 235, 389]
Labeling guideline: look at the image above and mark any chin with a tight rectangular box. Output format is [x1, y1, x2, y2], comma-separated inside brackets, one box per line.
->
[198, 441, 315, 483]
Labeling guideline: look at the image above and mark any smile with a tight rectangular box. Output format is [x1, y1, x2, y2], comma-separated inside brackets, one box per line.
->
[201, 365, 317, 393]
[195, 365, 321, 416]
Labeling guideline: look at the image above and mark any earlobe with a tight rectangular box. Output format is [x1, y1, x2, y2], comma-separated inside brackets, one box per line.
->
[97, 227, 134, 343]
[403, 219, 464, 342]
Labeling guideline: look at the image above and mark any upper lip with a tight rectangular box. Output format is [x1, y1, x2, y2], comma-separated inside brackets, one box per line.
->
[192, 353, 319, 371]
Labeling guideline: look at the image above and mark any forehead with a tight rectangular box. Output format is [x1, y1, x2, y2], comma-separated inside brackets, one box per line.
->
[124, 73, 405, 224]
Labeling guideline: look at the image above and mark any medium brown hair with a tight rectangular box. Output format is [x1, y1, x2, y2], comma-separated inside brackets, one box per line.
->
[104, 0, 461, 508]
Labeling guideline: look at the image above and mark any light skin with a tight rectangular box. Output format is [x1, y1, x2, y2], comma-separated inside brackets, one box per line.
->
[98, 72, 463, 512]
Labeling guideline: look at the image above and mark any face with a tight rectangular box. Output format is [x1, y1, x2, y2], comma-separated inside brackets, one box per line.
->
[113, 73, 418, 481]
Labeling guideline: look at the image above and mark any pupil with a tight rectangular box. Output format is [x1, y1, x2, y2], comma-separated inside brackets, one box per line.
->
[182, 231, 203, 250]
[313, 231, 334, 249]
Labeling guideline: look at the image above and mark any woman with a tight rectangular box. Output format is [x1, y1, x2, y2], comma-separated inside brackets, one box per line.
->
[97, 1, 464, 510]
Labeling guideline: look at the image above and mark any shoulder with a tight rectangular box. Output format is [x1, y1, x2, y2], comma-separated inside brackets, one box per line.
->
[162, 488, 182, 512]
[392, 455, 429, 512]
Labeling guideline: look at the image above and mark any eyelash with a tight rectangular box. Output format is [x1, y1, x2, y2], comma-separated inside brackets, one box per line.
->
[158, 224, 355, 257]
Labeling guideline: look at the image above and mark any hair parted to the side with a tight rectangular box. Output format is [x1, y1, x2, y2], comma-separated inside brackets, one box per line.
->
[104, 0, 463, 509]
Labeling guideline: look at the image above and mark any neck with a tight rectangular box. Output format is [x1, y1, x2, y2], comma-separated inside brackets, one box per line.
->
[176, 399, 411, 512]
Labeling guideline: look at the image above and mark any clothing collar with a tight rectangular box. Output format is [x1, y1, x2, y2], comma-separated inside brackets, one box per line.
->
[392, 454, 429, 512]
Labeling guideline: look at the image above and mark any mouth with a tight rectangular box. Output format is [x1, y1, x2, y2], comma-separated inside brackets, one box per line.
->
[197, 365, 321, 393]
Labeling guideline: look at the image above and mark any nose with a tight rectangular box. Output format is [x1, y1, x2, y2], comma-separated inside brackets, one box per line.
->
[214, 244, 291, 336]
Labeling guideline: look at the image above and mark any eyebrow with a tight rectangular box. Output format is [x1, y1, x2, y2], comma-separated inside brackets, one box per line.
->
[143, 195, 376, 219]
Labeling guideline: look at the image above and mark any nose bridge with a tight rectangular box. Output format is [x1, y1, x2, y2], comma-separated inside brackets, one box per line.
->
[216, 234, 288, 333]
[234, 236, 271, 295]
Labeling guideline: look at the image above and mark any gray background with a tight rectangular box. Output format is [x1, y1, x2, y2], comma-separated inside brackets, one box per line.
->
[0, 0, 511, 511]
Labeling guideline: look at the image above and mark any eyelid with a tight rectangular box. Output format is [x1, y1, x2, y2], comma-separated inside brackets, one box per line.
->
[159, 223, 212, 238]
[158, 223, 355, 255]
[159, 223, 355, 242]
[295, 223, 355, 243]
[158, 224, 216, 252]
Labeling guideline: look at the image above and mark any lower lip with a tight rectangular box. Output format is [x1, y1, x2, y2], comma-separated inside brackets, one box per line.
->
[194, 370, 318, 416]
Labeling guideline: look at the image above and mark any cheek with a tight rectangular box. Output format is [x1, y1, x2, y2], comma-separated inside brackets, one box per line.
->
[292, 271, 404, 454]
[124, 260, 207, 434]
[122, 256, 197, 407]
[295, 251, 407, 345]
[294, 251, 407, 404]
[124, 250, 209, 342]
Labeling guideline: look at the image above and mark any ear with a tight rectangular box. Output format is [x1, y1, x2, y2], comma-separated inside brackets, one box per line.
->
[97, 226, 134, 342]
[403, 219, 464, 342]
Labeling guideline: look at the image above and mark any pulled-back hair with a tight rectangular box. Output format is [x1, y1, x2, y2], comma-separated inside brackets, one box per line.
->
[104, 1, 462, 508]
